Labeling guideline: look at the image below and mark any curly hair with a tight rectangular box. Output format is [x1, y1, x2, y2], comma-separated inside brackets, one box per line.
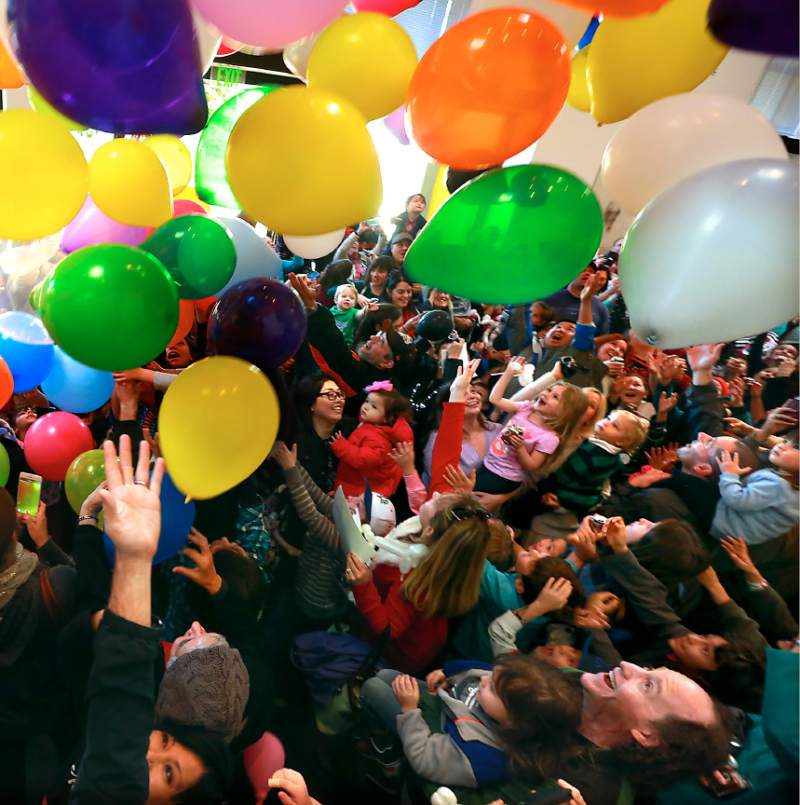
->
[519, 556, 586, 609]
[704, 635, 765, 712]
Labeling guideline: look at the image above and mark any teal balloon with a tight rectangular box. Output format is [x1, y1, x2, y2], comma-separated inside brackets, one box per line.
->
[142, 215, 236, 299]
[195, 86, 278, 209]
[0, 443, 9, 487]
[405, 165, 603, 304]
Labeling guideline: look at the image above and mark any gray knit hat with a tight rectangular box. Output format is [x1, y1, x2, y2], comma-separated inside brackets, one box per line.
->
[155, 643, 250, 743]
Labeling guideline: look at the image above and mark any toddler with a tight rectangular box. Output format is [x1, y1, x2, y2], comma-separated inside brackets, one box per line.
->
[330, 284, 363, 346]
[331, 381, 414, 497]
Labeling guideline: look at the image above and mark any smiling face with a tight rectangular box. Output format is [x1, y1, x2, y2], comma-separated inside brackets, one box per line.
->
[335, 285, 357, 310]
[597, 339, 627, 362]
[543, 320, 576, 348]
[530, 537, 568, 557]
[465, 382, 488, 414]
[429, 289, 450, 309]
[389, 280, 413, 309]
[357, 332, 394, 370]
[620, 375, 647, 407]
[147, 729, 206, 804]
[165, 339, 192, 368]
[391, 241, 409, 262]
[312, 379, 344, 425]
[668, 633, 728, 672]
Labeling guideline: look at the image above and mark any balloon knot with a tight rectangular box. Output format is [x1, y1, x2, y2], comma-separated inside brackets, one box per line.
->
[645, 333, 659, 346]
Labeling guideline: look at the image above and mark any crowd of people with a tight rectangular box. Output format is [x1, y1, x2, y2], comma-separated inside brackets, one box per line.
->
[1, 192, 798, 805]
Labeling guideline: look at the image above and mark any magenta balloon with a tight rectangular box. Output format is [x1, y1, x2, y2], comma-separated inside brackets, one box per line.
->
[62, 197, 151, 253]
[190, 0, 347, 49]
[173, 199, 209, 218]
[352, 0, 422, 14]
[384, 106, 410, 146]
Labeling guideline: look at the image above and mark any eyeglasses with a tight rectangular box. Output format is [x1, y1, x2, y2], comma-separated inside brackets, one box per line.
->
[318, 390, 345, 402]
[449, 506, 492, 523]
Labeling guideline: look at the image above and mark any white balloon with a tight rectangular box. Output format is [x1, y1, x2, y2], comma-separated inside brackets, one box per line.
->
[619, 159, 799, 350]
[601, 93, 788, 215]
[191, 7, 223, 74]
[468, 0, 589, 48]
[283, 32, 320, 80]
[284, 229, 346, 259]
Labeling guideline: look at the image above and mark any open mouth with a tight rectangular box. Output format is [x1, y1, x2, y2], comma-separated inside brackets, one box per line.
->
[603, 669, 618, 690]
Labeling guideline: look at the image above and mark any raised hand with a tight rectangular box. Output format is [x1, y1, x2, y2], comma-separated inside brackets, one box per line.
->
[720, 535, 763, 585]
[389, 441, 415, 476]
[21, 501, 49, 548]
[172, 528, 223, 595]
[686, 343, 723, 373]
[442, 463, 476, 494]
[716, 448, 751, 476]
[604, 516, 628, 553]
[288, 272, 317, 312]
[270, 441, 298, 471]
[645, 443, 679, 471]
[448, 358, 480, 403]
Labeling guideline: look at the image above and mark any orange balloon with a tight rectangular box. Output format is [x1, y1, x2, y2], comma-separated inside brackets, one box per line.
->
[407, 9, 570, 170]
[0, 38, 24, 89]
[170, 299, 196, 345]
[0, 357, 13, 409]
[555, 0, 668, 17]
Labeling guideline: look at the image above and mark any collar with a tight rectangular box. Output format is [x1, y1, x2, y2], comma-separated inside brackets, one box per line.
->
[587, 436, 624, 455]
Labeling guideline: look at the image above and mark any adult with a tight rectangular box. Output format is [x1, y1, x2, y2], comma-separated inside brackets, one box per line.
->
[388, 233, 412, 272]
[385, 272, 417, 324]
[333, 223, 384, 282]
[359, 257, 393, 300]
[387, 193, 427, 246]
[539, 264, 610, 334]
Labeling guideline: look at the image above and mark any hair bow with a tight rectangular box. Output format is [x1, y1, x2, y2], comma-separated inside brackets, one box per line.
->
[364, 380, 393, 393]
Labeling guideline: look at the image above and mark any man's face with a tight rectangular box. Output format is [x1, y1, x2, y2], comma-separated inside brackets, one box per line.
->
[391, 241, 409, 262]
[676, 434, 739, 476]
[169, 621, 227, 663]
[569, 267, 595, 292]
[668, 633, 728, 672]
[357, 332, 394, 369]
[543, 321, 576, 348]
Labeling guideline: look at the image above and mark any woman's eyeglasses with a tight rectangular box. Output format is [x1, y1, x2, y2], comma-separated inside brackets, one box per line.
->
[318, 390, 345, 402]
[449, 506, 492, 523]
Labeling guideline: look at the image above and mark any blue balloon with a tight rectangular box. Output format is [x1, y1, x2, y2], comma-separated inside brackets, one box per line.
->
[578, 16, 600, 50]
[0, 311, 55, 392]
[215, 217, 283, 294]
[104, 470, 195, 565]
[41, 346, 114, 413]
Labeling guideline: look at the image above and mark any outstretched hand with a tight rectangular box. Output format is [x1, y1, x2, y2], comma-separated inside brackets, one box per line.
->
[716, 448, 751, 476]
[173, 528, 223, 595]
[449, 359, 480, 403]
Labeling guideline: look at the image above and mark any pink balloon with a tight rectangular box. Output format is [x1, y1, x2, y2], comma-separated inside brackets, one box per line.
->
[61, 197, 151, 253]
[243, 733, 285, 805]
[383, 105, 410, 146]
[172, 199, 208, 217]
[24, 412, 95, 481]
[352, 0, 421, 14]
[190, 0, 346, 49]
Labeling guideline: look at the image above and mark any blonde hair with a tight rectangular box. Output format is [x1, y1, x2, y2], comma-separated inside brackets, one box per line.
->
[402, 517, 490, 619]
[612, 409, 650, 452]
[581, 387, 607, 436]
[537, 382, 590, 476]
[334, 283, 357, 304]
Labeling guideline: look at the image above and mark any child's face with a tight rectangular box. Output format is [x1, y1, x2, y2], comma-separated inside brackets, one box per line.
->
[594, 411, 635, 448]
[477, 671, 509, 723]
[407, 195, 426, 214]
[625, 518, 654, 544]
[533, 644, 581, 669]
[529, 303, 546, 327]
[533, 385, 564, 418]
[620, 375, 647, 406]
[359, 392, 386, 425]
[530, 537, 568, 557]
[769, 440, 799, 474]
[336, 287, 357, 310]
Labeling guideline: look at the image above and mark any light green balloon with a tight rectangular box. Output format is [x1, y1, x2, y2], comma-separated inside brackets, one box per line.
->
[0, 443, 9, 487]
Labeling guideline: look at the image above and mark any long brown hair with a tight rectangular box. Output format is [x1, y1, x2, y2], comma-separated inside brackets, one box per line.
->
[537, 382, 590, 476]
[402, 517, 490, 618]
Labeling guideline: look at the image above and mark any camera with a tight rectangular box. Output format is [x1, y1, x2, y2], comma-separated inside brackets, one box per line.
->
[558, 355, 578, 378]
[589, 514, 608, 533]
[501, 424, 525, 445]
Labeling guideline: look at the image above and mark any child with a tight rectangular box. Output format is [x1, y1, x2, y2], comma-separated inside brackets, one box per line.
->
[330, 284, 362, 346]
[613, 374, 656, 420]
[360, 654, 583, 788]
[711, 440, 799, 544]
[476, 358, 589, 493]
[542, 409, 650, 515]
[331, 381, 414, 497]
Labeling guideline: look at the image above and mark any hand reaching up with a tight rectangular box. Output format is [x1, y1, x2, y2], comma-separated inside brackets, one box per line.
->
[448, 359, 480, 403]
[389, 441, 415, 476]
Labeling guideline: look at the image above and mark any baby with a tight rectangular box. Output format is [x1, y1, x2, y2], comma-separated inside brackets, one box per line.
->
[330, 284, 363, 346]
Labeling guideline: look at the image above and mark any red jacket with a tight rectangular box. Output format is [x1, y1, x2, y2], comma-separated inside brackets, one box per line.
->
[331, 418, 414, 497]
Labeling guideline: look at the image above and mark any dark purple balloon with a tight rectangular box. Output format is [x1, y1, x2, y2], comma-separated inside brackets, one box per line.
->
[708, 0, 799, 57]
[7, 0, 208, 134]
[207, 279, 308, 372]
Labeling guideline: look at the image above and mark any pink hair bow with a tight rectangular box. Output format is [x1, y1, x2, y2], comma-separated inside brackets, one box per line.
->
[364, 380, 393, 393]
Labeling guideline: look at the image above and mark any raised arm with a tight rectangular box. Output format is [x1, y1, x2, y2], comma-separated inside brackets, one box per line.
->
[488, 356, 526, 414]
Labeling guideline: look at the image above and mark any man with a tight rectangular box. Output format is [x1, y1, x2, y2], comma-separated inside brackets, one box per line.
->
[388, 231, 412, 270]
[539, 264, 610, 334]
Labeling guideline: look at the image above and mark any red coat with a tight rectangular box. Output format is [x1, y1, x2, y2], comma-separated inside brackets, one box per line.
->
[331, 418, 414, 497]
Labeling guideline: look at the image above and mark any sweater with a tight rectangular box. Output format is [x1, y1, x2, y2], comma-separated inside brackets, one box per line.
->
[712, 469, 799, 545]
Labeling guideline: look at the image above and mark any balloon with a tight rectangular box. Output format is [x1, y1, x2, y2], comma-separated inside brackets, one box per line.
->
[405, 165, 603, 305]
[307, 13, 417, 122]
[8, 0, 208, 134]
[383, 105, 410, 146]
[488, 1, 590, 49]
[0, 311, 54, 392]
[619, 159, 799, 350]
[416, 310, 453, 342]
[143, 136, 193, 196]
[217, 38, 241, 58]
[104, 471, 196, 564]
[0, 357, 13, 409]
[567, 47, 591, 112]
[173, 198, 208, 217]
[407, 9, 570, 170]
[24, 411, 94, 481]
[208, 279, 308, 372]
[227, 86, 382, 235]
[427, 165, 449, 218]
[158, 356, 279, 499]
[554, 0, 668, 15]
[0, 108, 88, 241]
[0, 443, 9, 487]
[586, 0, 728, 124]
[216, 217, 283, 292]
[172, 299, 197, 345]
[445, 167, 497, 195]
[283, 230, 345, 260]
[577, 15, 600, 49]
[89, 140, 173, 228]
[195, 86, 277, 209]
[40, 347, 114, 413]
[191, 6, 223, 73]
[27, 85, 87, 130]
[282, 32, 320, 79]
[189, 0, 345, 49]
[142, 215, 236, 299]
[0, 33, 23, 88]
[40, 244, 179, 371]
[352, 0, 421, 11]
[601, 93, 789, 215]
[65, 448, 105, 513]
[708, 0, 798, 57]
[61, 196, 150, 254]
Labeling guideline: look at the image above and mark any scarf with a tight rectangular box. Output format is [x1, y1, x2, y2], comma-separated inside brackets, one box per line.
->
[0, 544, 38, 611]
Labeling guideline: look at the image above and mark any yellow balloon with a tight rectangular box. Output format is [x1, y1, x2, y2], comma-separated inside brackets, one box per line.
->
[307, 12, 418, 122]
[227, 86, 382, 235]
[0, 108, 88, 241]
[427, 164, 449, 218]
[89, 139, 173, 227]
[27, 86, 87, 131]
[587, 0, 728, 124]
[158, 356, 279, 500]
[143, 135, 193, 196]
[567, 47, 591, 112]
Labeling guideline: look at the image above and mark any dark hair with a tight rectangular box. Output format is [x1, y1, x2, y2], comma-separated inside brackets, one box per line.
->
[530, 300, 557, 327]
[291, 374, 341, 432]
[354, 303, 402, 346]
[520, 556, 585, 608]
[366, 256, 393, 284]
[631, 519, 710, 588]
[492, 655, 585, 781]
[386, 271, 412, 293]
[607, 698, 734, 792]
[365, 388, 412, 426]
[705, 635, 765, 711]
[406, 193, 426, 206]
[320, 259, 353, 297]
[708, 439, 760, 479]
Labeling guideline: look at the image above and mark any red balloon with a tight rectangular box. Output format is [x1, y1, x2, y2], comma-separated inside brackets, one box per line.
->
[170, 299, 196, 345]
[0, 357, 13, 409]
[351, 0, 421, 14]
[173, 199, 208, 217]
[24, 412, 95, 481]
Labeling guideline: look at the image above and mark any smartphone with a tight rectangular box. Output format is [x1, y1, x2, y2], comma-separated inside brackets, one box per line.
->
[700, 764, 752, 798]
[785, 396, 800, 419]
[17, 472, 43, 516]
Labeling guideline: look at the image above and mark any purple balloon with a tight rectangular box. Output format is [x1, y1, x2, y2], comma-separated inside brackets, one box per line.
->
[708, 0, 799, 57]
[61, 197, 151, 254]
[383, 105, 410, 146]
[7, 0, 208, 134]
[207, 278, 308, 372]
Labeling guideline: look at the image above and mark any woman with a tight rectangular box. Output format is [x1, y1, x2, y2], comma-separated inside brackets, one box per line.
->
[358, 257, 393, 301]
[386, 272, 417, 324]
[388, 193, 427, 244]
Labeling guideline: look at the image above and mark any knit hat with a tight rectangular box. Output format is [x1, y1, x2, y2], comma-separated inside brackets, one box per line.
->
[155, 643, 250, 743]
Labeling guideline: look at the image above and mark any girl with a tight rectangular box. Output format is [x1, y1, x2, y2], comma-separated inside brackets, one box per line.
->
[476, 358, 589, 493]
[331, 382, 414, 497]
[360, 654, 584, 788]
[612, 374, 656, 420]
[388, 193, 427, 244]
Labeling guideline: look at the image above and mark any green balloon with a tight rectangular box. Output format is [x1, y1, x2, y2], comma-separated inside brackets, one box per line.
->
[0, 442, 9, 487]
[405, 165, 603, 305]
[65, 448, 105, 514]
[196, 86, 278, 209]
[40, 244, 179, 371]
[142, 215, 236, 299]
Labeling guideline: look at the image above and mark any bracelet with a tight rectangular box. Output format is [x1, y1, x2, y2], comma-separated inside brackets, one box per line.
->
[78, 513, 99, 523]
[747, 579, 769, 591]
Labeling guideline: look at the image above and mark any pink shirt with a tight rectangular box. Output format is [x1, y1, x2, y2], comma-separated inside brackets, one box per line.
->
[483, 401, 559, 482]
